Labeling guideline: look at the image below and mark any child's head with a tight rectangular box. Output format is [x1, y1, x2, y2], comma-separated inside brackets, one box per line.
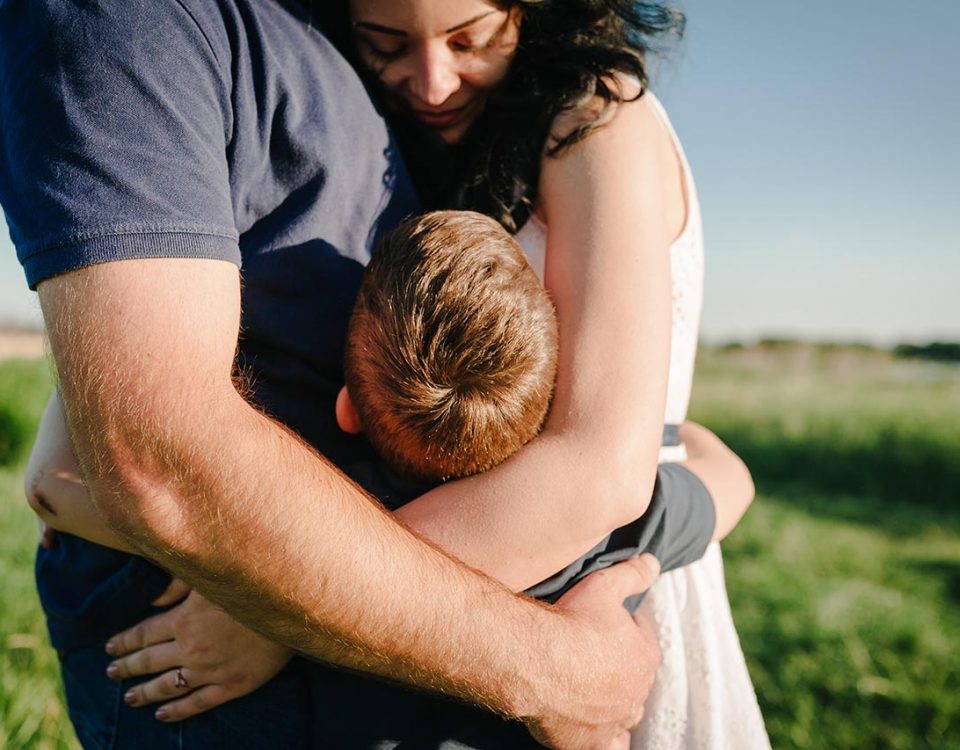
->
[340, 210, 558, 483]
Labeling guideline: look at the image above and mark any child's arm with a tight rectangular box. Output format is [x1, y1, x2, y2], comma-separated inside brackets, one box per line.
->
[678, 422, 755, 541]
[25, 392, 136, 554]
[525, 424, 752, 605]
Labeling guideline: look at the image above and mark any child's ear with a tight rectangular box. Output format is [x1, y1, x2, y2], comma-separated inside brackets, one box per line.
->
[335, 386, 363, 434]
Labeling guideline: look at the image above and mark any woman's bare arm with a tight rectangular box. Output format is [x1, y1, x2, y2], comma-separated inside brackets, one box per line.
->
[25, 392, 135, 554]
[396, 93, 684, 591]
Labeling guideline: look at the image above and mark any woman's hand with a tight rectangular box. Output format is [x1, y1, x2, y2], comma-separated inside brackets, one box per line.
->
[104, 588, 293, 722]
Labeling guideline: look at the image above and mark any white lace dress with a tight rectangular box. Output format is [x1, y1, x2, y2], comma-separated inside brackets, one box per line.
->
[515, 93, 770, 749]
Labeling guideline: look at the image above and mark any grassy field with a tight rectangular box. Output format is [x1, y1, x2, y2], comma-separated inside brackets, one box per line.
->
[0, 359, 75, 750]
[1, 345, 958, 748]
[689, 344, 960, 749]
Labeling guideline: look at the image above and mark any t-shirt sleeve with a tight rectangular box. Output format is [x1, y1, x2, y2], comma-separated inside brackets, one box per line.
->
[649, 462, 716, 573]
[523, 462, 716, 607]
[0, 0, 239, 289]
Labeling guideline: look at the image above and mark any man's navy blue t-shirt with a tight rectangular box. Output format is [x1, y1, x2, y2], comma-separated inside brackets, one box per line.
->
[0, 0, 419, 650]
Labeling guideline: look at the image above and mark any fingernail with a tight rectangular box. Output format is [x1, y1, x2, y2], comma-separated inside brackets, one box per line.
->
[124, 689, 136, 705]
[155, 708, 169, 721]
[106, 664, 120, 679]
[105, 641, 118, 655]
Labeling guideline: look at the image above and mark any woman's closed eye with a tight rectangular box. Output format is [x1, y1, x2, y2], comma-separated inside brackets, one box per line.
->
[361, 38, 490, 62]
[359, 37, 407, 61]
[451, 15, 513, 54]
[450, 31, 494, 54]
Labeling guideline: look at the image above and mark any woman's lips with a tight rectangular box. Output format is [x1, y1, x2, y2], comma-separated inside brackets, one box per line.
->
[413, 104, 470, 129]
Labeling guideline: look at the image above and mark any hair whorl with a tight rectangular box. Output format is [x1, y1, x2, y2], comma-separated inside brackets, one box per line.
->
[344, 210, 559, 482]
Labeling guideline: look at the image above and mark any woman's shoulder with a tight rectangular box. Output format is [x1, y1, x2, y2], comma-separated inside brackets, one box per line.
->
[547, 75, 660, 150]
[540, 85, 686, 239]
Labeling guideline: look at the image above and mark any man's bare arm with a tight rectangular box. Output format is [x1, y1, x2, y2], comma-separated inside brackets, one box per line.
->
[39, 257, 659, 748]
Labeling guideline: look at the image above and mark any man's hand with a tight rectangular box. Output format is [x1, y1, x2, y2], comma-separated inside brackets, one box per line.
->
[528, 554, 662, 749]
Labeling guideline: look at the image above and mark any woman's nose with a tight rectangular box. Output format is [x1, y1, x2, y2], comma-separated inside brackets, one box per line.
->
[407, 42, 461, 107]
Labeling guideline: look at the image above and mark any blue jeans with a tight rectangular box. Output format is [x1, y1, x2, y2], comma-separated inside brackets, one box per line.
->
[59, 646, 313, 749]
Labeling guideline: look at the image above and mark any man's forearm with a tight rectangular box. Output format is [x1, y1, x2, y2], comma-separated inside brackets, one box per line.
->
[37, 260, 664, 748]
[79, 386, 557, 716]
[38, 261, 558, 720]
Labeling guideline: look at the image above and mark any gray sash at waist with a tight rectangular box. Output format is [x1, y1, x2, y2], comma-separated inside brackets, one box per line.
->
[663, 423, 681, 447]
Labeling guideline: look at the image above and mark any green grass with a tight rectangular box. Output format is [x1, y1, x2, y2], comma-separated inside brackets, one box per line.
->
[722, 491, 960, 748]
[689, 344, 960, 749]
[0, 359, 76, 749]
[1, 467, 78, 750]
[1, 346, 958, 748]
[0, 359, 55, 466]
[690, 343, 960, 505]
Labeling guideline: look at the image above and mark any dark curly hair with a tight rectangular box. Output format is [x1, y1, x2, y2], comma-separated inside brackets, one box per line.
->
[312, 1, 684, 230]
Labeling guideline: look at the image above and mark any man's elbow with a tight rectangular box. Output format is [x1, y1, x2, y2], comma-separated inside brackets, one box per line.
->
[68, 412, 196, 549]
[84, 442, 185, 546]
[67, 377, 234, 531]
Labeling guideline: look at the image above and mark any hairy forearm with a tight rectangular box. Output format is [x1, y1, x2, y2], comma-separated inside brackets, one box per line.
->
[28, 383, 616, 714]
[37, 262, 570, 721]
[78, 386, 561, 713]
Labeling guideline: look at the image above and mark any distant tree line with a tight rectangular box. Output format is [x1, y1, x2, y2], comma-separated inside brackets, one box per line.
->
[893, 342, 960, 362]
[711, 338, 960, 363]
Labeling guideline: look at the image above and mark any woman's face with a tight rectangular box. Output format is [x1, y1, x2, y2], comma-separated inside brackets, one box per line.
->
[349, 0, 521, 145]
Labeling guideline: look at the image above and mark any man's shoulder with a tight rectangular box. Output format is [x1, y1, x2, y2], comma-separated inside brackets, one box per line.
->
[0, 0, 223, 49]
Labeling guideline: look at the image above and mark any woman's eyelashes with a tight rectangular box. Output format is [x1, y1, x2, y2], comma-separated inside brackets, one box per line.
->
[451, 33, 491, 54]
[362, 41, 406, 61]
[359, 33, 495, 62]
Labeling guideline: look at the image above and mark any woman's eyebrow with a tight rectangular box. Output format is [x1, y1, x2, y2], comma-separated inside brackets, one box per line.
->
[354, 10, 498, 37]
[353, 21, 407, 37]
[444, 10, 497, 33]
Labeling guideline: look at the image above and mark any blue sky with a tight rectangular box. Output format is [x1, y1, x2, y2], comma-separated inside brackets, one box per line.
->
[656, 0, 959, 342]
[2, 0, 958, 342]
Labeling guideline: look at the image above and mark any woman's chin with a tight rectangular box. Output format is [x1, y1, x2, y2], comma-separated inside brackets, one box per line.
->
[416, 101, 483, 145]
[435, 122, 471, 145]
